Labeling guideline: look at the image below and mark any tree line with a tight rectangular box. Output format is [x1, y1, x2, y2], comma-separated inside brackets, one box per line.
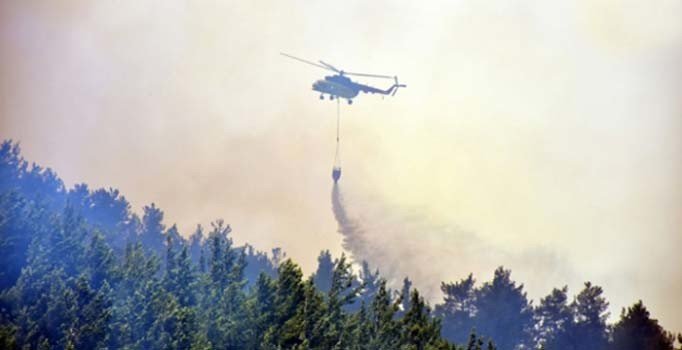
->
[0, 140, 679, 349]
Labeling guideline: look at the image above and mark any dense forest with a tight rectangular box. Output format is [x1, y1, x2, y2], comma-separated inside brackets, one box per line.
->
[0, 139, 679, 350]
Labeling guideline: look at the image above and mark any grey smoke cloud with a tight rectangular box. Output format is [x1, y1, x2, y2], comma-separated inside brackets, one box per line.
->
[332, 183, 576, 303]
[2, 0, 681, 333]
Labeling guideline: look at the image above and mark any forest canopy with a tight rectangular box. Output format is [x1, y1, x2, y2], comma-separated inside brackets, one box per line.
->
[0, 139, 679, 350]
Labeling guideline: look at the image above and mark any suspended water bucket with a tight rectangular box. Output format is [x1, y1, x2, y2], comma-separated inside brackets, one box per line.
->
[332, 166, 342, 183]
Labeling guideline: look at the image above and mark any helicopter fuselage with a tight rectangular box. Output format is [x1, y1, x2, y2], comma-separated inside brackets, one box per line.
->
[312, 75, 360, 99]
[281, 53, 405, 102]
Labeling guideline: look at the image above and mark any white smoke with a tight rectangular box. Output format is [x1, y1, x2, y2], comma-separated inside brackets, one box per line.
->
[332, 183, 577, 303]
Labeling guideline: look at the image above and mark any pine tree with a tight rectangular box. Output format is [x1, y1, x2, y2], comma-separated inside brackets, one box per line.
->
[0, 141, 26, 194]
[246, 273, 277, 349]
[345, 302, 371, 350]
[201, 220, 249, 349]
[12, 266, 70, 348]
[49, 205, 89, 277]
[164, 237, 196, 307]
[313, 250, 334, 294]
[471, 267, 533, 350]
[268, 259, 306, 349]
[220, 249, 249, 349]
[467, 332, 483, 350]
[610, 300, 674, 350]
[399, 277, 413, 317]
[400, 289, 442, 350]
[107, 242, 161, 349]
[189, 224, 205, 265]
[300, 278, 326, 348]
[320, 254, 360, 348]
[0, 191, 34, 291]
[243, 244, 278, 286]
[343, 260, 380, 313]
[140, 203, 166, 255]
[66, 275, 112, 349]
[85, 232, 116, 290]
[534, 286, 572, 349]
[436, 274, 477, 344]
[208, 220, 235, 290]
[570, 282, 609, 350]
[74, 187, 132, 251]
[368, 279, 401, 349]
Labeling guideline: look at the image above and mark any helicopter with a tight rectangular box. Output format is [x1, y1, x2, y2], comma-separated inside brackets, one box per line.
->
[281, 53, 406, 104]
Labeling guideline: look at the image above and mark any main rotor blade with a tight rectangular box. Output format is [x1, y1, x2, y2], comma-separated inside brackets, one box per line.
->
[280, 52, 333, 71]
[344, 71, 394, 79]
[318, 60, 341, 73]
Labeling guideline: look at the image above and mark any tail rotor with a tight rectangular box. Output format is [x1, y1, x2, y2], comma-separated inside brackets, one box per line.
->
[392, 76, 407, 96]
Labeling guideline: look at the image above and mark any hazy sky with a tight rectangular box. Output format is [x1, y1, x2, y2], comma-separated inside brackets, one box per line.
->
[2, 0, 681, 332]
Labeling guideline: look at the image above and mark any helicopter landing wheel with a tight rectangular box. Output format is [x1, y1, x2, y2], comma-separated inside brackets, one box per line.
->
[347, 99, 353, 105]
[329, 95, 335, 100]
[319, 94, 324, 100]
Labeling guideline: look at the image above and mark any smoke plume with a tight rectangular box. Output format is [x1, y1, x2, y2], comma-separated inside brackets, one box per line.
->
[332, 182, 576, 302]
